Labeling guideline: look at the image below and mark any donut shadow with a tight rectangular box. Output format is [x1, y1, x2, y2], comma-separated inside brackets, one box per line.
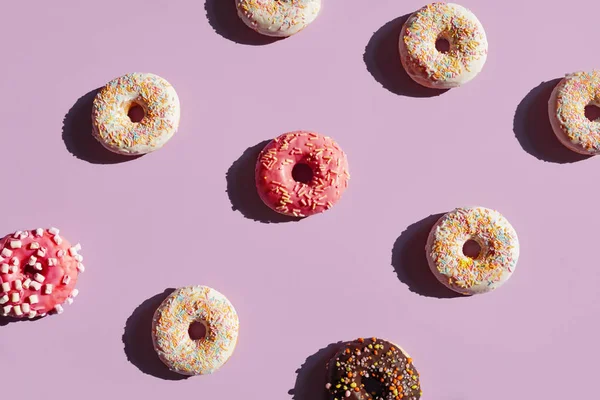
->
[62, 89, 143, 164]
[513, 79, 591, 163]
[391, 213, 465, 299]
[204, 0, 283, 46]
[0, 314, 43, 326]
[122, 288, 190, 381]
[364, 14, 448, 98]
[226, 140, 302, 224]
[288, 342, 343, 400]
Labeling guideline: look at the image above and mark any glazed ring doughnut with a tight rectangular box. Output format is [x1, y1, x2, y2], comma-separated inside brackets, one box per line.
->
[152, 286, 239, 376]
[92, 72, 180, 155]
[236, 0, 321, 37]
[549, 70, 600, 155]
[326, 337, 422, 400]
[0, 228, 84, 319]
[426, 207, 519, 295]
[255, 131, 350, 218]
[399, 2, 488, 89]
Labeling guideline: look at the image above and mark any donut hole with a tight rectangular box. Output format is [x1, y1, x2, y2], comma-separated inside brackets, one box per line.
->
[291, 162, 314, 184]
[584, 104, 600, 122]
[188, 321, 207, 340]
[363, 375, 385, 398]
[127, 103, 145, 123]
[462, 239, 482, 259]
[435, 37, 451, 53]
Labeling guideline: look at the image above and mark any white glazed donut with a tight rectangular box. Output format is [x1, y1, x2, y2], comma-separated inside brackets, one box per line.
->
[92, 73, 181, 155]
[425, 207, 519, 295]
[152, 286, 239, 376]
[549, 70, 600, 155]
[236, 0, 321, 37]
[399, 2, 488, 89]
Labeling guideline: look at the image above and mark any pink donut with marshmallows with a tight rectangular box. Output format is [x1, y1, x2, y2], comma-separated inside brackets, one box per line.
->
[255, 131, 350, 218]
[0, 228, 84, 319]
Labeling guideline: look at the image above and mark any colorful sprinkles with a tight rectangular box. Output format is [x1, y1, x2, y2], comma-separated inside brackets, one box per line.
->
[426, 207, 519, 295]
[550, 70, 600, 154]
[92, 73, 180, 155]
[326, 337, 422, 400]
[236, 0, 321, 37]
[255, 131, 350, 218]
[152, 286, 239, 376]
[400, 2, 487, 87]
[0, 228, 83, 318]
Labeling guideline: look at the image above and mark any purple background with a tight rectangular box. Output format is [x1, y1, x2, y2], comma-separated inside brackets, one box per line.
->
[0, 0, 598, 398]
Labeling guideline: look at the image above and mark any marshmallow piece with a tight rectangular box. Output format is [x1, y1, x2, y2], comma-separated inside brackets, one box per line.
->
[37, 248, 46, 257]
[66, 297, 74, 305]
[77, 263, 85, 272]
[48, 227, 59, 235]
[1, 248, 12, 258]
[28, 311, 37, 319]
[13, 280, 22, 290]
[22, 279, 31, 289]
[1, 264, 8, 274]
[21, 303, 30, 313]
[13, 305, 22, 316]
[34, 263, 42, 271]
[9, 240, 21, 249]
[19, 231, 28, 240]
[28, 256, 37, 266]
[74, 254, 83, 262]
[30, 242, 40, 250]
[48, 258, 57, 267]
[3, 305, 12, 315]
[33, 273, 45, 283]
[62, 275, 71, 285]
[1, 282, 10, 292]
[52, 235, 62, 245]
[28, 295, 39, 304]
[30, 281, 41, 291]
[44, 284, 53, 295]
[54, 305, 64, 314]
[11, 257, 19, 266]
[57, 249, 65, 258]
[35, 228, 43, 237]
[13, 231, 22, 239]
[0, 295, 8, 304]
[10, 293, 19, 302]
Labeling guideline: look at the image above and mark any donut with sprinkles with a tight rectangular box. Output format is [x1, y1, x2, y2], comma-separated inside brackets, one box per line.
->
[549, 70, 600, 155]
[236, 0, 321, 37]
[92, 72, 180, 155]
[399, 2, 488, 89]
[152, 286, 239, 376]
[325, 337, 422, 400]
[426, 207, 519, 295]
[0, 228, 84, 319]
[255, 131, 350, 218]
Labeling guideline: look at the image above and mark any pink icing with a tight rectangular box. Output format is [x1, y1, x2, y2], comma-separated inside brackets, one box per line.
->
[0, 229, 80, 318]
[255, 131, 350, 217]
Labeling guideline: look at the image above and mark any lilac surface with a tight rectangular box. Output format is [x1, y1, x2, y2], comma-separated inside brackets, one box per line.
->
[0, 0, 598, 398]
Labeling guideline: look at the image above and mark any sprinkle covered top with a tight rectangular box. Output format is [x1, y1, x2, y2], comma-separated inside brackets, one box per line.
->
[326, 337, 422, 400]
[92, 72, 180, 155]
[236, 0, 321, 37]
[426, 207, 519, 295]
[152, 286, 239, 376]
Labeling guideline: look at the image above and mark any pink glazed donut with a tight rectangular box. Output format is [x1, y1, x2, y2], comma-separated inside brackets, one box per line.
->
[549, 70, 600, 155]
[255, 131, 350, 218]
[0, 228, 84, 319]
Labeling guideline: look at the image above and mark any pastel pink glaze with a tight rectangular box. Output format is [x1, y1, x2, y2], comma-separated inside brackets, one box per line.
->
[0, 229, 80, 317]
[255, 131, 350, 217]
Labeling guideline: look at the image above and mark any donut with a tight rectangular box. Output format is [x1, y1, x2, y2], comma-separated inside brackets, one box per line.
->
[0, 228, 84, 319]
[325, 337, 422, 400]
[399, 2, 488, 89]
[92, 72, 180, 155]
[255, 131, 350, 218]
[425, 207, 519, 295]
[549, 70, 600, 155]
[236, 0, 321, 37]
[152, 286, 239, 376]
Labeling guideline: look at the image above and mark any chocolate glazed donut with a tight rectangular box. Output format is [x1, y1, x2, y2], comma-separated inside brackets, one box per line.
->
[325, 338, 422, 400]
